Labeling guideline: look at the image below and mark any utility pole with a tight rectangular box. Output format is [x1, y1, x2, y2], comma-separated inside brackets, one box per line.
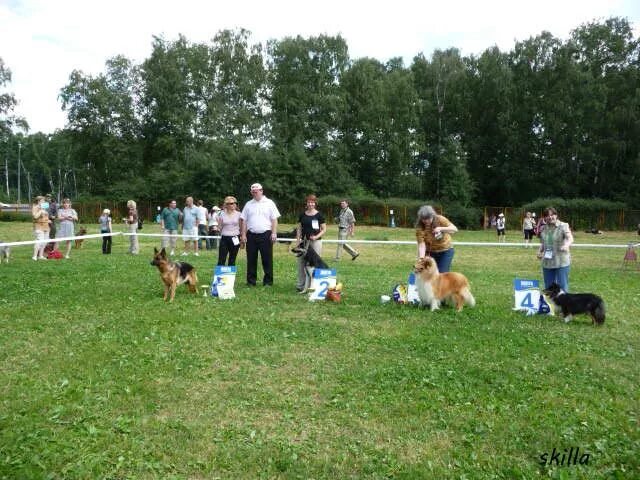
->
[17, 142, 21, 204]
[4, 146, 8, 196]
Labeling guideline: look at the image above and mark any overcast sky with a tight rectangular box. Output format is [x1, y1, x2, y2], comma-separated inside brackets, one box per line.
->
[1, 0, 638, 134]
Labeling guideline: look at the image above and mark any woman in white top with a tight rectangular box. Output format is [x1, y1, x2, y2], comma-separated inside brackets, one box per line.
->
[217, 196, 243, 266]
[522, 211, 535, 248]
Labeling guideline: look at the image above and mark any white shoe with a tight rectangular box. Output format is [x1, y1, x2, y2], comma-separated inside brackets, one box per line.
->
[194, 252, 199, 256]
[170, 250, 175, 256]
[181, 252, 188, 256]
[32, 256, 38, 261]
[65, 255, 70, 259]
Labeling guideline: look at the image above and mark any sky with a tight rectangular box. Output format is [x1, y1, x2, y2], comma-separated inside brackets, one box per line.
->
[1, 0, 639, 134]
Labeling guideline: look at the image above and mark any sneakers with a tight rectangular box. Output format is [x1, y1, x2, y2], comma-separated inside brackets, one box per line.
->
[170, 250, 175, 256]
[65, 255, 70, 259]
[32, 256, 37, 261]
[181, 252, 189, 256]
[351, 253, 359, 261]
[194, 252, 199, 256]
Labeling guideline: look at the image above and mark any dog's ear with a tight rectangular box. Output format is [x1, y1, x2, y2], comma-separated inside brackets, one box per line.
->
[154, 247, 159, 254]
[159, 247, 167, 257]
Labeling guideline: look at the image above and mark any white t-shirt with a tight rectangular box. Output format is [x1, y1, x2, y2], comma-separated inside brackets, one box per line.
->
[198, 206, 208, 226]
[240, 196, 280, 233]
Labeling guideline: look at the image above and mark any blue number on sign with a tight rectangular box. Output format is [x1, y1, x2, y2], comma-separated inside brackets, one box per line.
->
[519, 292, 534, 308]
[318, 281, 330, 297]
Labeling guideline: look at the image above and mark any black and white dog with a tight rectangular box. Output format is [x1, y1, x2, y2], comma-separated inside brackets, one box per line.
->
[543, 283, 605, 325]
[291, 239, 330, 292]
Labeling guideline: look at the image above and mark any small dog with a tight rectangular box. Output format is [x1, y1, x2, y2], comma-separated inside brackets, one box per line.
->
[0, 241, 10, 263]
[291, 240, 330, 292]
[543, 283, 605, 325]
[75, 227, 88, 248]
[150, 247, 198, 302]
[414, 256, 475, 311]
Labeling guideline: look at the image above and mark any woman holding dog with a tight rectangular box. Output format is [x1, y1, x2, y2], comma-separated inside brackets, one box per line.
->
[415, 205, 458, 273]
[295, 194, 327, 292]
[217, 196, 242, 266]
[537, 207, 573, 292]
[31, 195, 50, 260]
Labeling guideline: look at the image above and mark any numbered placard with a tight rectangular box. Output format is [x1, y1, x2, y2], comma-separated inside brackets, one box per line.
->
[407, 272, 420, 305]
[513, 278, 540, 313]
[211, 265, 237, 299]
[308, 268, 337, 301]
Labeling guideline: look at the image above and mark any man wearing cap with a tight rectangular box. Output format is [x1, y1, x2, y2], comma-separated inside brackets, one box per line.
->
[240, 183, 281, 286]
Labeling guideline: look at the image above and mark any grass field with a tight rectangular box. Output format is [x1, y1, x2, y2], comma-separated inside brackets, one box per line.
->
[1, 222, 639, 479]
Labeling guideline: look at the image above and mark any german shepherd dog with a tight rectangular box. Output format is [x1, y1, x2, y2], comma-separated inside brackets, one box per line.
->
[74, 227, 88, 249]
[291, 239, 330, 292]
[150, 247, 198, 302]
[543, 282, 605, 325]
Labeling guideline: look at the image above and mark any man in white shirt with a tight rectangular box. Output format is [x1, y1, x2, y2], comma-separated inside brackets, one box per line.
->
[240, 183, 281, 286]
[196, 199, 209, 251]
[181, 196, 201, 256]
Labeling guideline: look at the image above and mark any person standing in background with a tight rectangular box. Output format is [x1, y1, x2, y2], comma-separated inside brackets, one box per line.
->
[125, 200, 139, 255]
[181, 196, 200, 257]
[31, 195, 50, 260]
[334, 199, 359, 261]
[522, 211, 535, 248]
[160, 200, 181, 256]
[196, 199, 209, 251]
[99, 208, 113, 254]
[45, 194, 58, 240]
[56, 198, 79, 259]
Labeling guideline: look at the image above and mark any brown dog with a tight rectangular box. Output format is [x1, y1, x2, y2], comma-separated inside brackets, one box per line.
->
[414, 256, 475, 311]
[150, 247, 198, 302]
[74, 227, 88, 248]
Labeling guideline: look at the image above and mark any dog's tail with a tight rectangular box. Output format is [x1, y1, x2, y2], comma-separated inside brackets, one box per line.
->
[593, 301, 605, 325]
[462, 288, 476, 307]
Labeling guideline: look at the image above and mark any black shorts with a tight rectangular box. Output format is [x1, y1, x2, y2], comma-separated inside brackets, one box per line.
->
[524, 229, 534, 240]
[497, 229, 505, 236]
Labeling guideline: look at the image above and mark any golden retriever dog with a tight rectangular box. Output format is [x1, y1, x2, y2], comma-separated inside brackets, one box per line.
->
[414, 256, 475, 311]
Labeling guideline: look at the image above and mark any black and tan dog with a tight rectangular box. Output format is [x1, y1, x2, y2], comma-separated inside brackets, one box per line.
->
[291, 239, 330, 292]
[150, 247, 198, 302]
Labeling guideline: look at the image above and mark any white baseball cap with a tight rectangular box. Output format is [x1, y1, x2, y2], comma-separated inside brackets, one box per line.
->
[250, 183, 263, 191]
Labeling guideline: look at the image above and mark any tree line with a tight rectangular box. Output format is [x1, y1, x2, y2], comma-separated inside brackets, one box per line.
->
[1, 18, 639, 209]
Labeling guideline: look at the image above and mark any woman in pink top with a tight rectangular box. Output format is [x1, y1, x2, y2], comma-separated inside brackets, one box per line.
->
[217, 196, 243, 266]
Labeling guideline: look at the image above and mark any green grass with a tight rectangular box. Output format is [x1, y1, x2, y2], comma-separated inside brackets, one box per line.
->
[1, 222, 639, 479]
